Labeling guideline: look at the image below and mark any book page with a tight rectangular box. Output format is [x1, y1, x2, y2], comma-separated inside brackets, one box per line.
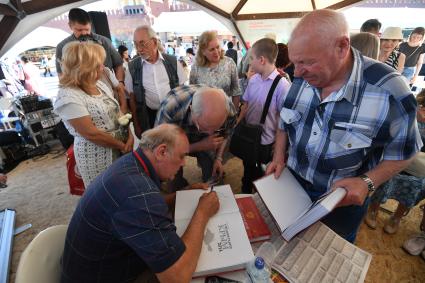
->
[251, 194, 372, 283]
[175, 185, 238, 221]
[253, 169, 312, 233]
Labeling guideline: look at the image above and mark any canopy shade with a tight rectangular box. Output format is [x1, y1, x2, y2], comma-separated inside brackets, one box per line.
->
[0, 0, 364, 57]
[180, 0, 364, 45]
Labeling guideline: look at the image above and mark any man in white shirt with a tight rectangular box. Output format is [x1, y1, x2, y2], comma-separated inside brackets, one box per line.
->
[128, 25, 187, 138]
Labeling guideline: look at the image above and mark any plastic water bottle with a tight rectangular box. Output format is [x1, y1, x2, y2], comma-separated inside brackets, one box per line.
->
[246, 256, 271, 283]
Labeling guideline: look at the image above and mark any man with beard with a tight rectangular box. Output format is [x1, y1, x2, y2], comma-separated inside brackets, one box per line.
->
[127, 25, 187, 138]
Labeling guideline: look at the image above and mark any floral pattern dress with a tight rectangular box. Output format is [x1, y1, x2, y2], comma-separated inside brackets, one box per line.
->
[54, 81, 120, 187]
[189, 56, 241, 98]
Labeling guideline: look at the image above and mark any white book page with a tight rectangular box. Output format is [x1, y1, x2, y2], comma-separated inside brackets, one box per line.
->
[253, 168, 312, 233]
[175, 185, 238, 221]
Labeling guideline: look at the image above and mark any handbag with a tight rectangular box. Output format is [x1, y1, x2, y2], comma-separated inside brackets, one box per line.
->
[66, 144, 85, 196]
[230, 75, 282, 165]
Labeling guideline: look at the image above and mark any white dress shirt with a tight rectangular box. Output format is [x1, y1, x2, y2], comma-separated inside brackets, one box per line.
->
[128, 52, 187, 109]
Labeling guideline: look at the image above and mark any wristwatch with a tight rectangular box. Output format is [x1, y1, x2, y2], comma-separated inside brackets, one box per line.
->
[359, 174, 375, 194]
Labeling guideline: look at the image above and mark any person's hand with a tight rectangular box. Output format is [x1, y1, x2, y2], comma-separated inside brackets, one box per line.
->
[197, 191, 220, 218]
[265, 160, 286, 179]
[332, 177, 369, 207]
[410, 75, 418, 85]
[184, 183, 209, 190]
[212, 159, 224, 179]
[199, 134, 224, 151]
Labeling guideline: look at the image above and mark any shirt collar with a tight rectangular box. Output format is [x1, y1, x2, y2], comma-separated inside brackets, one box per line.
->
[134, 147, 161, 188]
[141, 50, 164, 65]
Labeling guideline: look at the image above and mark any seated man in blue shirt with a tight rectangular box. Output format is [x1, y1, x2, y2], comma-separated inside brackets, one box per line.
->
[266, 9, 423, 243]
[61, 124, 219, 283]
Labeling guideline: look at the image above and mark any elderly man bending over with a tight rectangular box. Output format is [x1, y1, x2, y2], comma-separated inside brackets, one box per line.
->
[155, 85, 237, 189]
[61, 124, 219, 283]
[266, 9, 422, 242]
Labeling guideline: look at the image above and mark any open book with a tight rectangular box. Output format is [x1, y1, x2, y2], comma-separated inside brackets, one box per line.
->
[253, 168, 346, 241]
[175, 185, 254, 277]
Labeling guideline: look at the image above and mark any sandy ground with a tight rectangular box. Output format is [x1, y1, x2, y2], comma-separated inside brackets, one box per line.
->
[1, 141, 424, 283]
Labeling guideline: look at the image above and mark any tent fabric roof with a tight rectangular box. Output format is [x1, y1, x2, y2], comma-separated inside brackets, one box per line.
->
[0, 0, 364, 57]
[152, 10, 232, 35]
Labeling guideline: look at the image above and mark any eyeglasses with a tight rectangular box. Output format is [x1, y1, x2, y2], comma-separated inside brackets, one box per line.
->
[133, 38, 154, 49]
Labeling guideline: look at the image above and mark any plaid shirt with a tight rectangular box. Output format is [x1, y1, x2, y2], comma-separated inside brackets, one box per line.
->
[280, 48, 423, 195]
[61, 148, 185, 283]
[155, 84, 237, 144]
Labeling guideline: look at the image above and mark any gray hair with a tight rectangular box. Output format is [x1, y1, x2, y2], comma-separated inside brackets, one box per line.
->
[350, 32, 380, 60]
[139, 124, 186, 152]
[134, 25, 157, 39]
[191, 87, 229, 118]
[134, 25, 163, 51]
[291, 9, 349, 47]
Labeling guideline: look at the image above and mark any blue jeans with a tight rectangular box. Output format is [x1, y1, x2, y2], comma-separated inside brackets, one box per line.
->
[290, 168, 369, 243]
[402, 66, 416, 82]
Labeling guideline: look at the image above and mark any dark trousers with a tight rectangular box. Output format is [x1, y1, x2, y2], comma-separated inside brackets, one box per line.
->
[169, 151, 214, 192]
[241, 143, 273, 194]
[146, 106, 158, 129]
[289, 168, 369, 243]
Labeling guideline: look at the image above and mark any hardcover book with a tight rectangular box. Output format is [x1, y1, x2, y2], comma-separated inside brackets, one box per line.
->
[236, 196, 271, 243]
[253, 168, 347, 241]
[175, 185, 254, 277]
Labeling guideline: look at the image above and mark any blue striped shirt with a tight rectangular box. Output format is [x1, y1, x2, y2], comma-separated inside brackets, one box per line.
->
[279, 48, 423, 195]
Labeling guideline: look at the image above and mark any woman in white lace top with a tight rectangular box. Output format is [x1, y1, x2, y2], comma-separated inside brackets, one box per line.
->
[54, 42, 133, 187]
[190, 31, 241, 109]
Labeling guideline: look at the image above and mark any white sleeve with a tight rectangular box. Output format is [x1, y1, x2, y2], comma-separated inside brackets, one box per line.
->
[104, 67, 119, 88]
[177, 61, 188, 85]
[125, 67, 133, 93]
[54, 89, 90, 120]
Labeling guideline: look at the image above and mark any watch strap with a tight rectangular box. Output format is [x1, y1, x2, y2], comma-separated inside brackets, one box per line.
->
[359, 174, 375, 193]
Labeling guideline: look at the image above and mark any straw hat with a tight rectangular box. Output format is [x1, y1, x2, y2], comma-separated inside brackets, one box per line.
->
[381, 27, 403, 40]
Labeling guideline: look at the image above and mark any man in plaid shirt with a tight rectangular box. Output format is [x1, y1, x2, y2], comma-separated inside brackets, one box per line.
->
[156, 85, 236, 189]
[267, 10, 423, 242]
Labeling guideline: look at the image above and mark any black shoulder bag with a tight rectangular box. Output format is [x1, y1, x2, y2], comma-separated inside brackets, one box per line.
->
[230, 75, 282, 165]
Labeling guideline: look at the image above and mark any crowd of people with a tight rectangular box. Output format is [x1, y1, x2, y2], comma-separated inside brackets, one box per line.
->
[47, 7, 425, 282]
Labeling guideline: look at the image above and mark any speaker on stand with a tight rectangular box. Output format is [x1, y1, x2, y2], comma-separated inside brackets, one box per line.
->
[88, 11, 111, 40]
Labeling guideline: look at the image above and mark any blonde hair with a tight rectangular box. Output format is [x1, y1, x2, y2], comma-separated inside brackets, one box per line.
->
[350, 32, 380, 60]
[59, 41, 105, 93]
[196, 30, 224, 67]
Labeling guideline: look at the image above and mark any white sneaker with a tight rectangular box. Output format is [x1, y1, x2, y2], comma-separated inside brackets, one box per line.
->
[403, 233, 425, 256]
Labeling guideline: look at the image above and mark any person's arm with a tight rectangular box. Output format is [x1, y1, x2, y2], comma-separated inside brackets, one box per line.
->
[176, 60, 188, 85]
[411, 53, 425, 84]
[112, 65, 128, 113]
[397, 53, 406, 74]
[237, 101, 248, 124]
[334, 158, 414, 207]
[265, 129, 288, 178]
[68, 116, 127, 152]
[229, 59, 241, 109]
[129, 92, 142, 138]
[55, 43, 63, 75]
[189, 135, 224, 153]
[156, 192, 219, 283]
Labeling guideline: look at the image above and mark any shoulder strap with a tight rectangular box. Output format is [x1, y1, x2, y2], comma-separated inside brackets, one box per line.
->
[260, 75, 282, 124]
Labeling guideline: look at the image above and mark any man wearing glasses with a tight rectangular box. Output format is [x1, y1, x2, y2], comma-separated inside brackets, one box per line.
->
[155, 85, 237, 190]
[128, 25, 187, 138]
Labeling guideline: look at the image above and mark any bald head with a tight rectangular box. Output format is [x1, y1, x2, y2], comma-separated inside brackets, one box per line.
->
[291, 9, 349, 48]
[288, 9, 352, 90]
[192, 87, 228, 133]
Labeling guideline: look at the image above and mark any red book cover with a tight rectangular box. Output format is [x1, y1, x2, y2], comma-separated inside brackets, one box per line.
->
[236, 196, 271, 243]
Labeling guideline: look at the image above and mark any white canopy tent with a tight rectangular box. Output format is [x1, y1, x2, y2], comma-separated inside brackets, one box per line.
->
[152, 10, 232, 36]
[0, 0, 365, 57]
[2, 26, 70, 60]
